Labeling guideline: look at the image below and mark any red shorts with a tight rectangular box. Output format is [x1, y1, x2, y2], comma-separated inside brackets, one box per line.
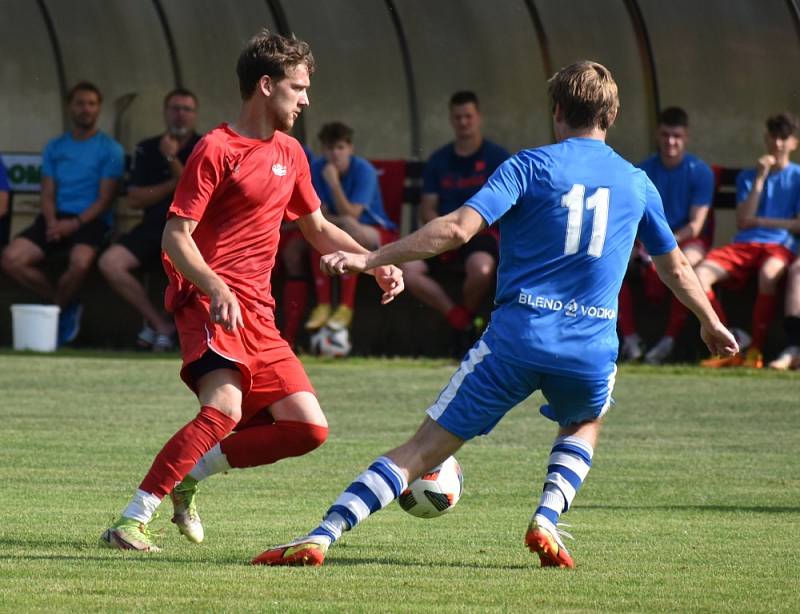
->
[704, 242, 794, 289]
[175, 293, 315, 422]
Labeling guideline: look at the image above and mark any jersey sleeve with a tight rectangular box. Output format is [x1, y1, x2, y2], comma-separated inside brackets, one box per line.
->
[168, 136, 225, 221]
[690, 161, 715, 206]
[102, 140, 125, 179]
[285, 141, 321, 221]
[638, 177, 678, 256]
[465, 154, 529, 226]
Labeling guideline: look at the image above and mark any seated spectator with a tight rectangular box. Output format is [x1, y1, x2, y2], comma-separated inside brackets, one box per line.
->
[305, 121, 396, 332]
[1, 82, 124, 345]
[618, 107, 715, 363]
[401, 91, 509, 354]
[98, 88, 200, 350]
[697, 112, 800, 368]
[277, 144, 315, 351]
[0, 158, 9, 247]
[769, 255, 800, 369]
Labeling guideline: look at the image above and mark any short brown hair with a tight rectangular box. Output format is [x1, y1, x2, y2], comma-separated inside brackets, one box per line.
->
[318, 122, 354, 146]
[766, 113, 799, 139]
[548, 61, 619, 131]
[67, 81, 102, 104]
[658, 106, 688, 128]
[236, 29, 315, 100]
[163, 88, 198, 109]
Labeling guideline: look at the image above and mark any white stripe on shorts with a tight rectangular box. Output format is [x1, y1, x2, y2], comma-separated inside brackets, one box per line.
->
[426, 340, 491, 422]
[597, 365, 617, 420]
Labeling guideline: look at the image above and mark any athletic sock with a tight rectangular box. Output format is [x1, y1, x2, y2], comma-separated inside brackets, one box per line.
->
[122, 489, 162, 524]
[664, 296, 689, 338]
[751, 292, 776, 351]
[339, 273, 358, 309]
[309, 456, 408, 544]
[706, 289, 728, 326]
[137, 405, 237, 499]
[188, 442, 231, 481]
[785, 315, 800, 346]
[617, 282, 636, 337]
[220, 420, 328, 469]
[310, 251, 332, 304]
[534, 435, 594, 525]
[446, 305, 472, 331]
[281, 277, 309, 348]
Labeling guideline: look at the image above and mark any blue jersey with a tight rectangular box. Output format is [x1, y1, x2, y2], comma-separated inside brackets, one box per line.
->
[466, 137, 676, 378]
[733, 164, 800, 251]
[42, 131, 124, 225]
[311, 155, 395, 229]
[423, 139, 509, 215]
[638, 153, 714, 231]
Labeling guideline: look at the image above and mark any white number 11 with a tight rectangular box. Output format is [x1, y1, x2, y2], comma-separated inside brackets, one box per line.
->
[561, 184, 610, 257]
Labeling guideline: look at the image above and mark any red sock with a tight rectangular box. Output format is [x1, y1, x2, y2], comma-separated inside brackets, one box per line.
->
[664, 296, 689, 338]
[446, 305, 472, 331]
[139, 406, 236, 498]
[221, 420, 328, 468]
[281, 278, 308, 347]
[339, 273, 358, 308]
[310, 251, 331, 304]
[706, 289, 727, 325]
[617, 282, 636, 336]
[751, 292, 776, 351]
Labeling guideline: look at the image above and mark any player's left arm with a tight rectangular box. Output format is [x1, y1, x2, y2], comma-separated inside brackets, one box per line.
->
[296, 208, 403, 304]
[739, 210, 800, 233]
[55, 177, 119, 238]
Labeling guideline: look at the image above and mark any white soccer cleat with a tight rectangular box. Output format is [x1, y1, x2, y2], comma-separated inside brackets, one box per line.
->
[171, 477, 204, 543]
[619, 334, 643, 362]
[768, 346, 800, 371]
[644, 336, 674, 365]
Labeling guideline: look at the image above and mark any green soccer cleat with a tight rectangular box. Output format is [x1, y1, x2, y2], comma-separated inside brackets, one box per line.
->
[171, 476, 204, 543]
[525, 517, 575, 569]
[100, 516, 161, 552]
[251, 535, 330, 566]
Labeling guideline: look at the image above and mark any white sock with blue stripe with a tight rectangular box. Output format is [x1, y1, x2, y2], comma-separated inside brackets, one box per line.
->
[534, 435, 594, 525]
[310, 456, 408, 544]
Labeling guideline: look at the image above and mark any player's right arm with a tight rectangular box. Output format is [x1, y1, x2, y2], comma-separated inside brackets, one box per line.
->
[736, 156, 773, 229]
[162, 215, 242, 331]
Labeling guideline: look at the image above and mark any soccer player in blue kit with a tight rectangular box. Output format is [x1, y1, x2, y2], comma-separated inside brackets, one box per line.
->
[253, 61, 738, 569]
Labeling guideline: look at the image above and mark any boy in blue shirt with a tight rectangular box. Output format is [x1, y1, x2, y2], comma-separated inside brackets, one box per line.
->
[304, 122, 396, 333]
[619, 107, 715, 364]
[1, 82, 124, 344]
[254, 61, 736, 569]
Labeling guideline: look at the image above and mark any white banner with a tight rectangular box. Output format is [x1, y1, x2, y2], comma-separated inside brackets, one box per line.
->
[1, 153, 43, 192]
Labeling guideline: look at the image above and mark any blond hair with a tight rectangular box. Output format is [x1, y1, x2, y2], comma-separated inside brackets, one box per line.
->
[548, 61, 619, 131]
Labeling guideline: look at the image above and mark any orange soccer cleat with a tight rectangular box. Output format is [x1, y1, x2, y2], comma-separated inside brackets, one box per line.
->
[251, 535, 329, 566]
[525, 518, 575, 569]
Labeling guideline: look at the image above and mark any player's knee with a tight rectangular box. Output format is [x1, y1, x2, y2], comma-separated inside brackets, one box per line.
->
[465, 253, 495, 279]
[0, 246, 19, 274]
[98, 249, 123, 278]
[282, 420, 328, 453]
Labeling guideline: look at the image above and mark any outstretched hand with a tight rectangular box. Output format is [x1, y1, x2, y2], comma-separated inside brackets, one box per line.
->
[320, 251, 369, 274]
[373, 265, 404, 304]
[700, 322, 739, 358]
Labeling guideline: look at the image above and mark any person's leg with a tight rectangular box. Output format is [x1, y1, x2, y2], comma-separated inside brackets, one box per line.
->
[101, 365, 242, 551]
[1, 237, 53, 300]
[462, 250, 495, 314]
[279, 234, 309, 348]
[98, 244, 174, 334]
[400, 259, 459, 321]
[770, 257, 800, 369]
[335, 217, 381, 250]
[54, 243, 97, 307]
[306, 250, 332, 329]
[748, 255, 788, 366]
[695, 259, 730, 324]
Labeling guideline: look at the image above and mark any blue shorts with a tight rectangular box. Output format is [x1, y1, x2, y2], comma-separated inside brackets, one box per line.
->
[426, 339, 616, 439]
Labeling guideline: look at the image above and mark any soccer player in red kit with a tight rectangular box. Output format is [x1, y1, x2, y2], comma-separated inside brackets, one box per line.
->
[100, 30, 403, 552]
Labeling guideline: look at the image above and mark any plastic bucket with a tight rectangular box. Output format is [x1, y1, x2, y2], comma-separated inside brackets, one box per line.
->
[10, 304, 60, 352]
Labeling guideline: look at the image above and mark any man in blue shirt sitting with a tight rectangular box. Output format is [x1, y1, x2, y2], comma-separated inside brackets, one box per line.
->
[1, 81, 124, 344]
[254, 61, 737, 569]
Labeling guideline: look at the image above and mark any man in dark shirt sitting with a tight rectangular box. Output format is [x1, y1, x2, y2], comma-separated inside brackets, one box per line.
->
[98, 88, 200, 350]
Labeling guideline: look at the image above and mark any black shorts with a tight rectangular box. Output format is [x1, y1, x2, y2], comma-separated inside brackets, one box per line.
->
[19, 213, 109, 256]
[428, 229, 499, 275]
[187, 350, 239, 383]
[117, 222, 163, 270]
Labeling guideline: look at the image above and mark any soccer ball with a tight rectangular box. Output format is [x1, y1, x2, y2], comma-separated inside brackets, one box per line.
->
[398, 456, 463, 518]
[310, 325, 352, 358]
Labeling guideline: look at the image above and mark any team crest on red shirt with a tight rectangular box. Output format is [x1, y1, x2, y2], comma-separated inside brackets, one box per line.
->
[272, 163, 287, 176]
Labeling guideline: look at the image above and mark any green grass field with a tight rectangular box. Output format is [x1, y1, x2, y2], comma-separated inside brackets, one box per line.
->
[0, 352, 798, 612]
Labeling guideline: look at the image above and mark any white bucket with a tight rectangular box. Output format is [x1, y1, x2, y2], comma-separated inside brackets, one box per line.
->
[10, 304, 60, 352]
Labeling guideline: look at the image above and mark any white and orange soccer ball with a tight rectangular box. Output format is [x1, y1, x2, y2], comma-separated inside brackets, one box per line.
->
[398, 456, 463, 518]
[310, 325, 352, 358]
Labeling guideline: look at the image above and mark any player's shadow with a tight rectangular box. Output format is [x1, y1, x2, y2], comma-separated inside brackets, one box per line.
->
[316, 555, 531, 570]
[580, 504, 799, 514]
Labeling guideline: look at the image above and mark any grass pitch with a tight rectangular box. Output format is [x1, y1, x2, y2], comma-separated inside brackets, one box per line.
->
[0, 352, 798, 612]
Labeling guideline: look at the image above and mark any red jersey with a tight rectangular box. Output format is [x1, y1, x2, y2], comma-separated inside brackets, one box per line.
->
[164, 123, 319, 318]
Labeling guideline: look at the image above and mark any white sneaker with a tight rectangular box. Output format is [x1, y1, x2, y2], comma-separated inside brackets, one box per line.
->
[644, 336, 675, 365]
[768, 346, 800, 370]
[619, 334, 643, 362]
[731, 327, 751, 352]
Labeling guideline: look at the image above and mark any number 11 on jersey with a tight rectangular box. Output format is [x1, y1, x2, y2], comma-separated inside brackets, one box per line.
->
[561, 184, 610, 257]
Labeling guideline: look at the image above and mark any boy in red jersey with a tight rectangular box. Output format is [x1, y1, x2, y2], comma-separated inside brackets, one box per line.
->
[101, 30, 403, 552]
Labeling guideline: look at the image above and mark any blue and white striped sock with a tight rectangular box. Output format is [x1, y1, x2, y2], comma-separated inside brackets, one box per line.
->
[534, 435, 594, 525]
[310, 456, 408, 544]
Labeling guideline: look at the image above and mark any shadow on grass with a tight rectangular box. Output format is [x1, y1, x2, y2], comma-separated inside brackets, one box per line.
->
[309, 555, 531, 570]
[581, 504, 799, 514]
